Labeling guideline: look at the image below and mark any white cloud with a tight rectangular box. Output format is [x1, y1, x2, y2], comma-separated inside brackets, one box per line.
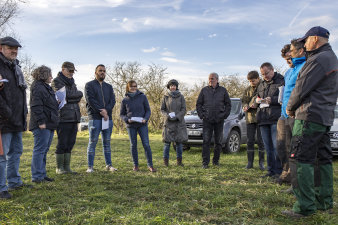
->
[160, 57, 190, 64]
[161, 51, 175, 57]
[208, 33, 217, 38]
[142, 47, 160, 53]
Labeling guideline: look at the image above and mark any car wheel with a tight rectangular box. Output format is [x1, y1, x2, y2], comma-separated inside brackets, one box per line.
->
[224, 130, 240, 153]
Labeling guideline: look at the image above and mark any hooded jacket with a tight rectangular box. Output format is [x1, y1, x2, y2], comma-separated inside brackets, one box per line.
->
[281, 57, 306, 118]
[120, 90, 151, 128]
[287, 43, 338, 126]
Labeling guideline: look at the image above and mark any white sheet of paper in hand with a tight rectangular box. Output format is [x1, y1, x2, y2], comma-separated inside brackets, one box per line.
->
[55, 86, 67, 110]
[169, 112, 176, 118]
[131, 117, 143, 123]
[260, 103, 270, 108]
[102, 118, 109, 130]
[0, 79, 9, 83]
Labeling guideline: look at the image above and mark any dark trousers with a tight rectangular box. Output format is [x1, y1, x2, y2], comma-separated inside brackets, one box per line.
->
[247, 123, 264, 151]
[202, 120, 223, 166]
[276, 117, 294, 182]
[56, 122, 78, 154]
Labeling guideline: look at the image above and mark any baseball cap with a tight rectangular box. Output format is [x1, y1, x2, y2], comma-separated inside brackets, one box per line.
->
[0, 37, 22, 47]
[297, 26, 330, 42]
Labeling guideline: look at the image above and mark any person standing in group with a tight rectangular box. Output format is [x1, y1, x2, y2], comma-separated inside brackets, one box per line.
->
[52, 62, 83, 174]
[255, 62, 284, 178]
[84, 64, 116, 173]
[161, 79, 188, 167]
[276, 41, 306, 192]
[241, 71, 265, 170]
[283, 26, 338, 218]
[29, 66, 59, 183]
[120, 80, 156, 172]
[0, 37, 30, 199]
[196, 72, 231, 169]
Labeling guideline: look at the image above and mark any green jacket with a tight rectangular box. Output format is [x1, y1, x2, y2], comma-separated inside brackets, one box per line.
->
[241, 81, 261, 124]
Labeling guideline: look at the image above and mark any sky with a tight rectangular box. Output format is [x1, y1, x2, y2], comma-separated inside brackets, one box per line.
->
[12, 0, 338, 90]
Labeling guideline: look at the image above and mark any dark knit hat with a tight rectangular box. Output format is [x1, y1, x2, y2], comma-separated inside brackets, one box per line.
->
[167, 79, 179, 89]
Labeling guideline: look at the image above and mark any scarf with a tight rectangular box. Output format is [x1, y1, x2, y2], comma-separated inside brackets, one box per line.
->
[168, 90, 180, 98]
[0, 53, 27, 89]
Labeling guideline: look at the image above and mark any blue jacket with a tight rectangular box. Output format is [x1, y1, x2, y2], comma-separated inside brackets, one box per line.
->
[84, 79, 116, 120]
[120, 90, 151, 128]
[281, 57, 306, 118]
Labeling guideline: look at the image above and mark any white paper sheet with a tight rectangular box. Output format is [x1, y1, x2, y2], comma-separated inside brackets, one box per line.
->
[169, 112, 176, 118]
[55, 86, 67, 110]
[130, 117, 143, 123]
[102, 118, 109, 130]
[0, 79, 9, 83]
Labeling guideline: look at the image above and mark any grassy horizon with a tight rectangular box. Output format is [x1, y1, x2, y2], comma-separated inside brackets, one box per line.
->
[0, 131, 337, 224]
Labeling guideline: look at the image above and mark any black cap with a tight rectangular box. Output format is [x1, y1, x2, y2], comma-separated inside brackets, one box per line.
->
[167, 79, 179, 89]
[62, 61, 77, 71]
[297, 26, 330, 42]
[0, 36, 22, 47]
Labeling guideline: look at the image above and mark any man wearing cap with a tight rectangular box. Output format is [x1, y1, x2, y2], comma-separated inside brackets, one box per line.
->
[283, 26, 338, 217]
[0, 37, 29, 199]
[52, 62, 83, 174]
[196, 72, 231, 168]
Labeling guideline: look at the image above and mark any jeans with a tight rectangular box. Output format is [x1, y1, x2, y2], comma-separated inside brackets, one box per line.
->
[87, 120, 113, 167]
[127, 125, 153, 167]
[260, 124, 282, 175]
[31, 129, 54, 181]
[0, 132, 23, 192]
[202, 120, 224, 166]
[56, 122, 78, 154]
[163, 142, 183, 159]
[246, 123, 264, 151]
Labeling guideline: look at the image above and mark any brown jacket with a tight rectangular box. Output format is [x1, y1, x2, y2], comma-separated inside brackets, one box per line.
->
[241, 81, 261, 124]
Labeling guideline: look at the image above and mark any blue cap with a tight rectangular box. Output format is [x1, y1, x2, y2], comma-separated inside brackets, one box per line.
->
[297, 26, 330, 42]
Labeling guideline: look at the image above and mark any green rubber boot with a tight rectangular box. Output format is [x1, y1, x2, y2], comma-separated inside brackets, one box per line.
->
[56, 154, 66, 174]
[64, 153, 77, 174]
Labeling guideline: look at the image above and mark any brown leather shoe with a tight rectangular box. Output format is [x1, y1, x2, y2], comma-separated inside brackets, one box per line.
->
[148, 167, 157, 172]
[133, 166, 139, 171]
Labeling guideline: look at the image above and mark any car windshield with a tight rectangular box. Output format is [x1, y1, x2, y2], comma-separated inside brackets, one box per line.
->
[335, 105, 338, 118]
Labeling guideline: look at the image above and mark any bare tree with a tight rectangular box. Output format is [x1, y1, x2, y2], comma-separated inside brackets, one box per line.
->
[19, 54, 36, 88]
[0, 0, 26, 35]
[219, 74, 247, 98]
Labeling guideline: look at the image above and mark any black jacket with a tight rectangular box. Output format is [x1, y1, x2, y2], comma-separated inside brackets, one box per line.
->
[0, 54, 27, 133]
[85, 79, 116, 120]
[287, 43, 338, 126]
[52, 72, 83, 123]
[256, 72, 284, 125]
[196, 84, 231, 123]
[29, 80, 59, 131]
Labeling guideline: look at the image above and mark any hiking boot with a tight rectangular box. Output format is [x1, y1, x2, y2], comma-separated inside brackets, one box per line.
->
[0, 191, 12, 199]
[177, 158, 184, 167]
[163, 158, 169, 167]
[86, 167, 94, 173]
[106, 165, 117, 172]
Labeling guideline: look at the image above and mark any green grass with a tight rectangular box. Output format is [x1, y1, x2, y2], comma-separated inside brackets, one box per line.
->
[0, 132, 337, 224]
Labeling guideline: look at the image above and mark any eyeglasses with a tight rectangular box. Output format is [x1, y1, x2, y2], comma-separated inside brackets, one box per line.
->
[67, 69, 75, 73]
[130, 85, 137, 88]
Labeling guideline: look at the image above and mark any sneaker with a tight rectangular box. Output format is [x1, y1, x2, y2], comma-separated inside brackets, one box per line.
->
[106, 165, 117, 172]
[133, 166, 139, 171]
[281, 210, 305, 218]
[148, 167, 157, 172]
[86, 167, 94, 173]
[44, 177, 54, 182]
[8, 183, 33, 191]
[0, 191, 12, 199]
[202, 164, 209, 169]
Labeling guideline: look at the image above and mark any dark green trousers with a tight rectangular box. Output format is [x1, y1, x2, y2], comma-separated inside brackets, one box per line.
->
[290, 120, 333, 215]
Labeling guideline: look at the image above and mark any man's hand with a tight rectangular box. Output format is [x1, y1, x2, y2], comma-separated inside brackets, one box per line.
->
[142, 119, 146, 123]
[243, 105, 249, 112]
[256, 97, 262, 104]
[39, 124, 46, 129]
[265, 97, 271, 104]
[286, 109, 295, 118]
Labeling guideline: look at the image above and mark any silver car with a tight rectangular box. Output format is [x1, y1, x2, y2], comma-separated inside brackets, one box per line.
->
[329, 104, 338, 156]
[183, 98, 247, 153]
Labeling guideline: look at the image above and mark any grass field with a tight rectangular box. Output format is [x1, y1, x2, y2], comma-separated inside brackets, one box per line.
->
[0, 131, 337, 224]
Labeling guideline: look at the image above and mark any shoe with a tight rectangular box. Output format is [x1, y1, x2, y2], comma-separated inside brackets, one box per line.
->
[106, 165, 117, 172]
[56, 154, 66, 174]
[44, 177, 54, 182]
[32, 179, 46, 183]
[177, 158, 184, 167]
[64, 153, 77, 174]
[133, 166, 139, 171]
[148, 167, 157, 172]
[281, 187, 293, 194]
[0, 191, 12, 199]
[86, 167, 94, 173]
[213, 162, 219, 166]
[282, 210, 305, 218]
[8, 183, 33, 191]
[163, 158, 169, 167]
[202, 164, 209, 169]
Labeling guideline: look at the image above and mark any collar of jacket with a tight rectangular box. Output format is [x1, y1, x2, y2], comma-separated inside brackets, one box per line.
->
[208, 83, 219, 89]
[291, 56, 306, 66]
[58, 71, 74, 86]
[306, 43, 331, 58]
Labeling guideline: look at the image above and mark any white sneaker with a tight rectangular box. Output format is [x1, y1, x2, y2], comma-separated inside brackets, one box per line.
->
[86, 167, 94, 173]
[106, 165, 117, 172]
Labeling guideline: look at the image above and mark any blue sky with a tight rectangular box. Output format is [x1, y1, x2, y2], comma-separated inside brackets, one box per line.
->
[13, 0, 338, 90]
